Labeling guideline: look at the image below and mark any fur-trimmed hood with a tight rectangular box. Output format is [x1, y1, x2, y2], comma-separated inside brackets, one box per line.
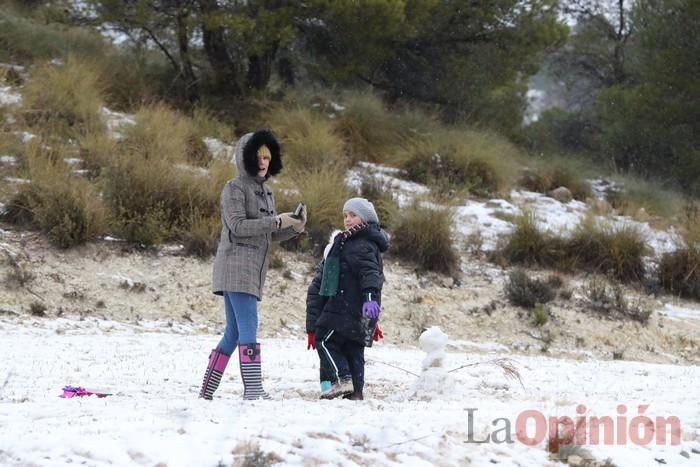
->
[233, 130, 283, 179]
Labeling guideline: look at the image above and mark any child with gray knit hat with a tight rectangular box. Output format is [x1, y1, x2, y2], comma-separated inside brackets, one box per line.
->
[342, 197, 379, 225]
[304, 197, 389, 400]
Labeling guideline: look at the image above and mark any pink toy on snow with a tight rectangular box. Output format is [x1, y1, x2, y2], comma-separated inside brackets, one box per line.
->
[61, 385, 111, 398]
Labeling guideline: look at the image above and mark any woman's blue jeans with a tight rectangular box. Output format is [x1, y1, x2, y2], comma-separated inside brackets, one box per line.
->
[216, 292, 259, 356]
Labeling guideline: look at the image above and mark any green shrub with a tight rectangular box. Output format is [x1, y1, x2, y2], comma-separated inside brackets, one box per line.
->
[391, 202, 459, 275]
[658, 247, 700, 299]
[504, 269, 555, 309]
[191, 106, 233, 142]
[531, 304, 550, 327]
[119, 104, 191, 162]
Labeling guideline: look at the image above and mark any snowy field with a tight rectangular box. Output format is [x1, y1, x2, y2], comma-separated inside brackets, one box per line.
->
[1, 318, 699, 467]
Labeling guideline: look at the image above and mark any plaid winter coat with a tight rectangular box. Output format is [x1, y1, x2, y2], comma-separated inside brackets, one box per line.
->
[212, 130, 297, 299]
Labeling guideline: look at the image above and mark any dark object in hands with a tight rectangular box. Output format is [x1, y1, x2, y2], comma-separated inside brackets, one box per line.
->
[292, 202, 305, 219]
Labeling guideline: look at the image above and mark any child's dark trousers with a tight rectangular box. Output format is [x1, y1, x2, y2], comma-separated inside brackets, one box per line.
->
[315, 327, 365, 394]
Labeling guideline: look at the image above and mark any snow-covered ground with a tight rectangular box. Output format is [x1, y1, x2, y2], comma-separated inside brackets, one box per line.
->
[1, 318, 698, 467]
[3, 64, 700, 467]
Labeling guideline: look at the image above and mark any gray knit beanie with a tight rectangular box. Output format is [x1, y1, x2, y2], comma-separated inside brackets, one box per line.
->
[343, 197, 379, 224]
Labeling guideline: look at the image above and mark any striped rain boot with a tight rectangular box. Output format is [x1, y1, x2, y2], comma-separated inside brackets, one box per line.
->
[238, 343, 271, 400]
[199, 349, 230, 400]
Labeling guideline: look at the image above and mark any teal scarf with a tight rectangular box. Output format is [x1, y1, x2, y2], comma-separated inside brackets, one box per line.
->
[319, 224, 367, 296]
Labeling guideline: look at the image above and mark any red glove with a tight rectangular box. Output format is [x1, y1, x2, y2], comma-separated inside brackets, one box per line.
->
[307, 332, 316, 350]
[373, 324, 384, 341]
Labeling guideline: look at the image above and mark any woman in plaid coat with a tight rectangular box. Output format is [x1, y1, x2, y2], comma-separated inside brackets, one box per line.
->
[199, 129, 306, 400]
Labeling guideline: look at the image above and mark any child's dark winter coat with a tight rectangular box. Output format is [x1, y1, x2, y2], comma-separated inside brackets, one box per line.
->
[305, 221, 389, 398]
[306, 223, 389, 344]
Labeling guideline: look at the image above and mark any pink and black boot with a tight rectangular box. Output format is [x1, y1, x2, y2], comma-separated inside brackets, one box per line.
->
[239, 343, 271, 400]
[199, 349, 230, 400]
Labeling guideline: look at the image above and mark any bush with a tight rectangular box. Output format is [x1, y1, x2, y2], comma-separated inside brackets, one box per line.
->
[2, 188, 39, 226]
[568, 219, 647, 282]
[101, 105, 227, 245]
[191, 106, 233, 143]
[607, 174, 685, 221]
[268, 107, 347, 173]
[495, 214, 647, 283]
[531, 304, 550, 327]
[294, 167, 351, 248]
[520, 107, 598, 155]
[658, 247, 700, 299]
[359, 177, 399, 229]
[582, 278, 651, 323]
[504, 269, 555, 309]
[0, 9, 168, 110]
[334, 92, 428, 165]
[495, 213, 566, 268]
[518, 164, 592, 201]
[400, 128, 519, 197]
[0, 9, 106, 64]
[76, 130, 118, 179]
[391, 202, 459, 275]
[181, 213, 219, 258]
[21, 56, 105, 139]
[14, 142, 108, 248]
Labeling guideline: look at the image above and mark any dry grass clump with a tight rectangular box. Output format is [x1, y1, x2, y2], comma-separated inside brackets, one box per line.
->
[494, 213, 566, 268]
[118, 104, 192, 162]
[0, 8, 165, 111]
[0, 9, 106, 64]
[181, 213, 220, 258]
[495, 214, 647, 283]
[567, 218, 647, 282]
[391, 202, 459, 275]
[518, 165, 591, 201]
[21, 56, 105, 139]
[607, 174, 685, 221]
[268, 107, 347, 173]
[100, 104, 226, 245]
[400, 128, 519, 197]
[1, 188, 40, 226]
[658, 246, 700, 300]
[294, 167, 351, 247]
[335, 92, 429, 165]
[191, 106, 234, 143]
[358, 177, 399, 229]
[6, 142, 108, 248]
[232, 441, 282, 467]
